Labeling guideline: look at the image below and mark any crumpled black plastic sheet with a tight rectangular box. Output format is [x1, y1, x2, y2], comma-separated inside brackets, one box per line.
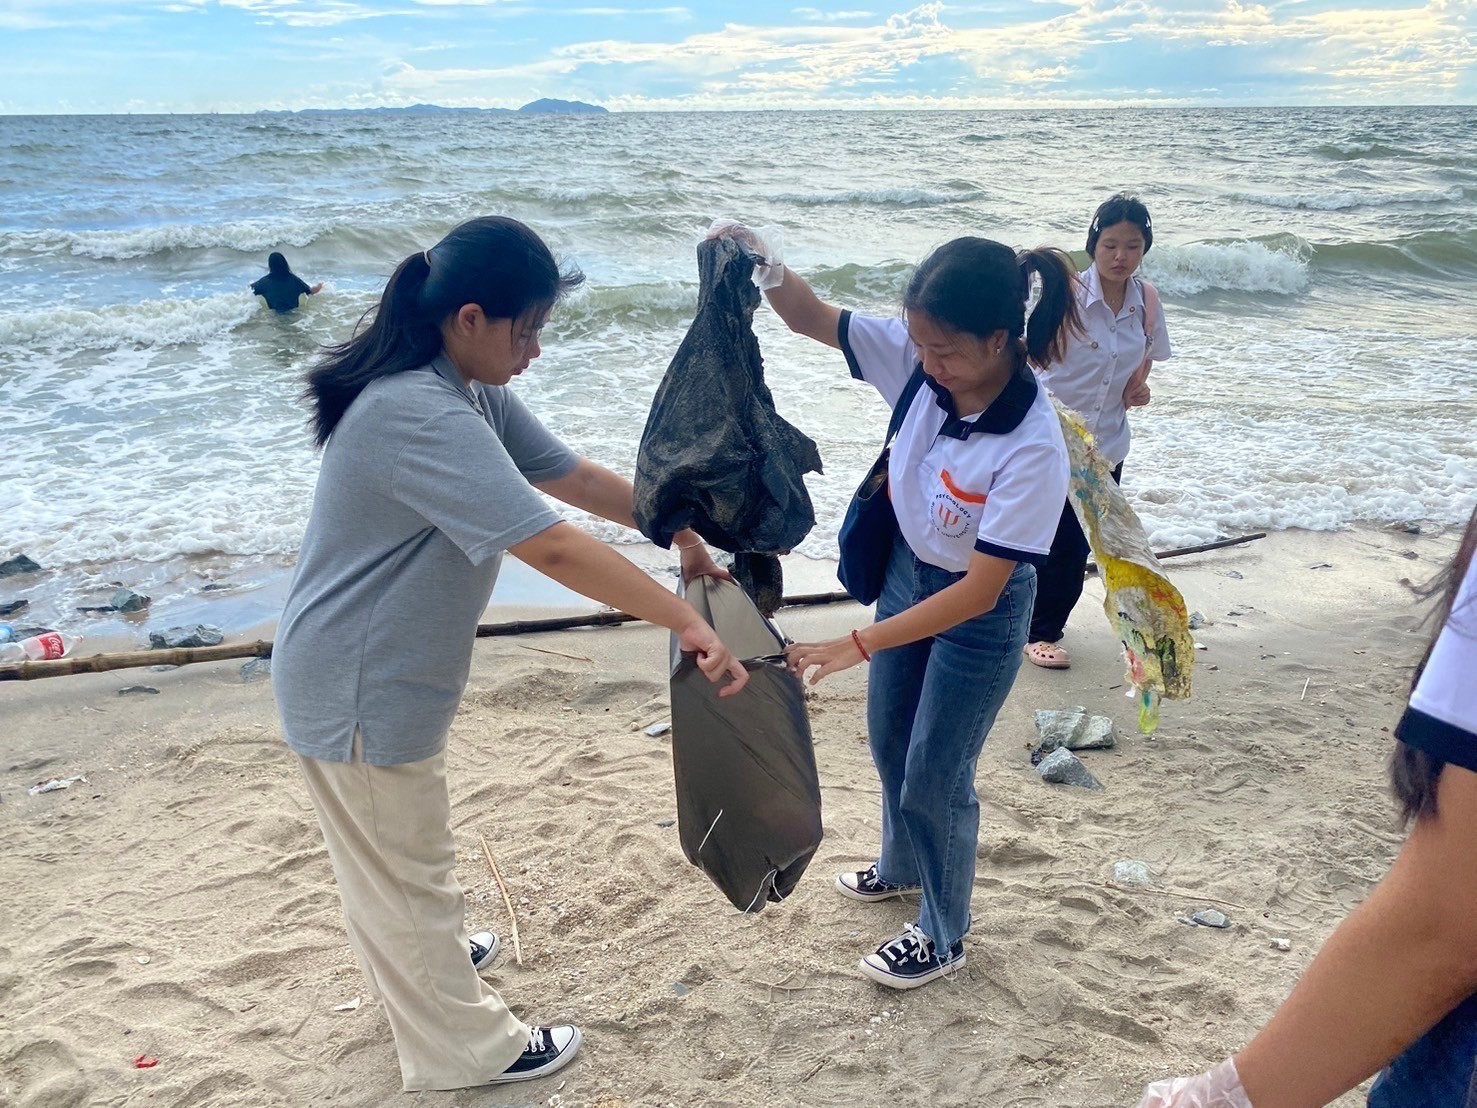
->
[634, 235, 822, 615]
[668, 576, 822, 912]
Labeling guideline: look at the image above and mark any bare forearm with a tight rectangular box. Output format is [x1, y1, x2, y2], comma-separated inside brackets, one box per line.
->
[1236, 776, 1477, 1108]
[858, 574, 1005, 655]
[763, 266, 842, 348]
[510, 522, 697, 633]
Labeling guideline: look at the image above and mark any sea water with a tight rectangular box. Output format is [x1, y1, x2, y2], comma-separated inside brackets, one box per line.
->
[1, 107, 1474, 630]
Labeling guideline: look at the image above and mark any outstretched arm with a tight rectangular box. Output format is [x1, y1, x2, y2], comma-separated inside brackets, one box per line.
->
[535, 458, 731, 583]
[509, 521, 747, 696]
[763, 266, 843, 349]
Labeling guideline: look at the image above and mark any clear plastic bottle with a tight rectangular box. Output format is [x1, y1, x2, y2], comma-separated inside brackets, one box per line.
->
[0, 631, 82, 662]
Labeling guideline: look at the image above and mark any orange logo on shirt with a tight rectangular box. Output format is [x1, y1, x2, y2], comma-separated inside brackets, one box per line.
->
[930, 469, 986, 539]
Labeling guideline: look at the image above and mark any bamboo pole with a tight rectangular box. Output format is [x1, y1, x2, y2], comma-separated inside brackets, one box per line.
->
[0, 533, 1267, 683]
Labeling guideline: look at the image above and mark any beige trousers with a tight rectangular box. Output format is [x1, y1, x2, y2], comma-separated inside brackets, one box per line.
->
[297, 743, 528, 1091]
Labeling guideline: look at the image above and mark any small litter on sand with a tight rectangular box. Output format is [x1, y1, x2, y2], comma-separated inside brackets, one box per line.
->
[29, 774, 87, 796]
[333, 997, 361, 1012]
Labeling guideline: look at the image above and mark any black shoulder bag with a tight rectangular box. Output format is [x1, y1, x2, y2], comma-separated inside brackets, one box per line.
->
[836, 366, 927, 605]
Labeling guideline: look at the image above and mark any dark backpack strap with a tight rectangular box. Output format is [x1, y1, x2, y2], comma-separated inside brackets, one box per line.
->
[885, 365, 927, 445]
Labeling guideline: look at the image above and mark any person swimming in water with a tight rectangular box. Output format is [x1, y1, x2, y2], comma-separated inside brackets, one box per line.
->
[251, 251, 323, 312]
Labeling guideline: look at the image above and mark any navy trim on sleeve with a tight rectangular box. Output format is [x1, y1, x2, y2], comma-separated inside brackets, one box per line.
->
[1395, 706, 1477, 774]
[974, 538, 1048, 568]
[837, 309, 865, 381]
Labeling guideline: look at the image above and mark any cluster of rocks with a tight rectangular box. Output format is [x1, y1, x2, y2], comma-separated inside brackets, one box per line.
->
[1031, 706, 1116, 791]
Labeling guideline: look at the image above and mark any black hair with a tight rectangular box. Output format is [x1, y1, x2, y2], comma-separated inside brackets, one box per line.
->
[268, 251, 291, 275]
[303, 216, 584, 448]
[903, 237, 1082, 371]
[1391, 503, 1477, 824]
[1086, 193, 1154, 256]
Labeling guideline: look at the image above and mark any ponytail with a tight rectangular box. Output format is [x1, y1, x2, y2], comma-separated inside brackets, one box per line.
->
[1017, 246, 1082, 371]
[305, 252, 440, 447]
[903, 236, 1080, 372]
[302, 215, 584, 448]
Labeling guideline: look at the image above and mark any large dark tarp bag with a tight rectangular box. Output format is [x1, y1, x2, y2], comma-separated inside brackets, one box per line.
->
[669, 575, 822, 912]
[634, 236, 822, 614]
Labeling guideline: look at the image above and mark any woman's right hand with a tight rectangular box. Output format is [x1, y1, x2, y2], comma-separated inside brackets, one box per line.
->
[705, 219, 784, 289]
[677, 618, 750, 697]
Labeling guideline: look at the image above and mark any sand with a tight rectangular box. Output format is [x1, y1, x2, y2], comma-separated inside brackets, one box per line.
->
[0, 525, 1457, 1108]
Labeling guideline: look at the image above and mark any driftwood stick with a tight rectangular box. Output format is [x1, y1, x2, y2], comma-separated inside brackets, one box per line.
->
[0, 534, 1267, 683]
[479, 833, 523, 965]
[1085, 532, 1266, 576]
[516, 644, 594, 663]
[0, 640, 271, 682]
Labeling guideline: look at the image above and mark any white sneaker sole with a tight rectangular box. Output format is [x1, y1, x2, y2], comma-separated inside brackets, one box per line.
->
[470, 931, 500, 972]
[488, 1027, 583, 1084]
[857, 952, 966, 990]
[834, 874, 920, 903]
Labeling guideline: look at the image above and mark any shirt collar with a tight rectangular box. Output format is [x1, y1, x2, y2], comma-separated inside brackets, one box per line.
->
[431, 353, 481, 408]
[1082, 263, 1145, 316]
[920, 365, 1039, 439]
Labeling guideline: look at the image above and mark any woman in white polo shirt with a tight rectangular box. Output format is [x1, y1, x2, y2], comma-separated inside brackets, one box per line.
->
[724, 225, 1079, 988]
[1026, 193, 1172, 669]
[276, 216, 748, 1093]
[1139, 504, 1477, 1107]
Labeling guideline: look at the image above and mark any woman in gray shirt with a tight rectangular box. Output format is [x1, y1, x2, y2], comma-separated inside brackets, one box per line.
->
[275, 216, 748, 1092]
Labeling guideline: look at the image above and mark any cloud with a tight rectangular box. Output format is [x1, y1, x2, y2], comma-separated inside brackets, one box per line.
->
[217, 0, 402, 25]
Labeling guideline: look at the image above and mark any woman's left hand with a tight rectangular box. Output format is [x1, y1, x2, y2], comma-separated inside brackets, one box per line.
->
[786, 635, 866, 686]
[680, 543, 734, 585]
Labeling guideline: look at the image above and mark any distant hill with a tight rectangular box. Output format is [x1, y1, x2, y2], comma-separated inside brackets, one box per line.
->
[518, 98, 608, 115]
[256, 100, 608, 116]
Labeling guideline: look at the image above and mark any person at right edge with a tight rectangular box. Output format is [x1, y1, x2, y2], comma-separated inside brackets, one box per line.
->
[1025, 193, 1171, 670]
[717, 221, 1078, 988]
[1138, 502, 1477, 1107]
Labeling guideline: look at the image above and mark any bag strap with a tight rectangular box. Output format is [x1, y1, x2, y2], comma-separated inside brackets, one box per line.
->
[884, 365, 928, 446]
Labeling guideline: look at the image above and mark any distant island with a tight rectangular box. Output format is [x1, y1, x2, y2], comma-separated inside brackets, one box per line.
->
[257, 99, 608, 116]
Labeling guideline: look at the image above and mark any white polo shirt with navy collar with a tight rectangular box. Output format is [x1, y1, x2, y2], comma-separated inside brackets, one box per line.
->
[1034, 263, 1171, 466]
[1395, 557, 1477, 773]
[839, 311, 1069, 574]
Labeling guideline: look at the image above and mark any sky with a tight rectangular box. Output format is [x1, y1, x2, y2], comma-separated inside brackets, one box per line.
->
[0, 0, 1473, 114]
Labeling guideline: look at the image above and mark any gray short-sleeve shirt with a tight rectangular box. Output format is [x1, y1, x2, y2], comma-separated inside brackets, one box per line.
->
[275, 355, 579, 765]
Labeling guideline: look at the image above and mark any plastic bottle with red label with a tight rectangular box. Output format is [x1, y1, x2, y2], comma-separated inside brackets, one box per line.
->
[0, 631, 82, 662]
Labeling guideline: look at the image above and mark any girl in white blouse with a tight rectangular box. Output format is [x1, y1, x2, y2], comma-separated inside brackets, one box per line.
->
[1025, 193, 1172, 670]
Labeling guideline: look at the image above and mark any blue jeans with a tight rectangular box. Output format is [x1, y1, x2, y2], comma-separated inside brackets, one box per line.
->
[866, 532, 1035, 951]
[1367, 992, 1477, 1108]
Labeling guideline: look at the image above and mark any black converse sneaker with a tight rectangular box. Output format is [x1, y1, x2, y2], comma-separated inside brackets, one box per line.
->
[469, 931, 500, 971]
[858, 923, 965, 989]
[485, 1025, 583, 1084]
[835, 863, 921, 903]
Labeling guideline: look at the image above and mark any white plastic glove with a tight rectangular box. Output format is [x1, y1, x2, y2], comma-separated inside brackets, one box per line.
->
[1137, 1058, 1254, 1108]
[705, 218, 785, 290]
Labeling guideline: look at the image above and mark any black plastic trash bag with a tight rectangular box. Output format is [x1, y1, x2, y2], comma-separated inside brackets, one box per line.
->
[669, 575, 822, 912]
[634, 235, 822, 615]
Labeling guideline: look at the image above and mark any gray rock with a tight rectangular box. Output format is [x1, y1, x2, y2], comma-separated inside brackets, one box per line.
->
[1036, 748, 1103, 790]
[240, 657, 273, 683]
[117, 685, 160, 696]
[148, 664, 180, 672]
[1112, 860, 1153, 888]
[1400, 550, 1419, 560]
[0, 599, 27, 617]
[1190, 909, 1231, 929]
[1032, 708, 1116, 763]
[111, 587, 151, 613]
[1188, 611, 1207, 630]
[148, 624, 224, 649]
[0, 555, 42, 578]
[1219, 570, 1244, 579]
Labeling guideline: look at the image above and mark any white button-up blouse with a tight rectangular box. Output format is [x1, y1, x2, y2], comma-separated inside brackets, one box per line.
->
[1034, 263, 1171, 466]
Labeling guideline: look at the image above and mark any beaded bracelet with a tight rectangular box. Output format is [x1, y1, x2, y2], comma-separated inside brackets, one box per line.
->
[850, 629, 872, 662]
